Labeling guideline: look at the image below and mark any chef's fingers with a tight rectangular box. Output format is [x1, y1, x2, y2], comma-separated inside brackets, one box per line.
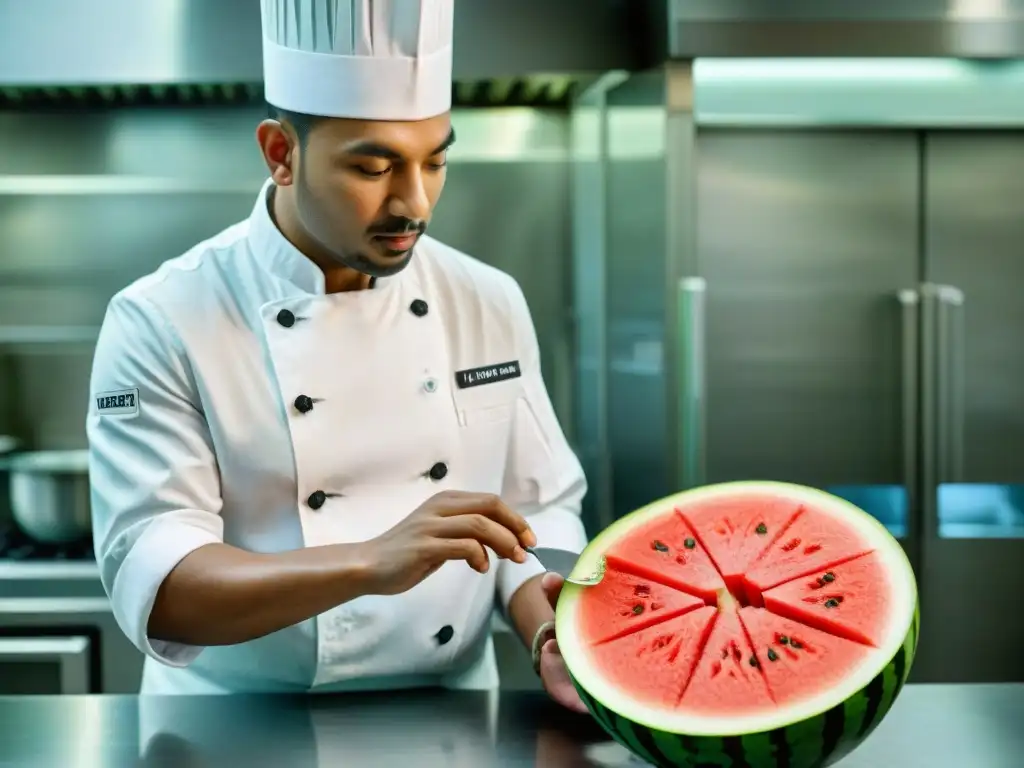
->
[434, 514, 528, 564]
[433, 538, 491, 574]
[433, 493, 536, 548]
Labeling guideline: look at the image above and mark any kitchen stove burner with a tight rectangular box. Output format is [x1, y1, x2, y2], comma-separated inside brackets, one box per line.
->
[0, 525, 93, 561]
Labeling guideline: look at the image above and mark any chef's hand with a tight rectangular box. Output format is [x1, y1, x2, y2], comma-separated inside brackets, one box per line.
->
[537, 572, 589, 714]
[362, 491, 537, 596]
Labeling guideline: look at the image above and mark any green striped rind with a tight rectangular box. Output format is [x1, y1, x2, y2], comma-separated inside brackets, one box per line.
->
[570, 600, 919, 768]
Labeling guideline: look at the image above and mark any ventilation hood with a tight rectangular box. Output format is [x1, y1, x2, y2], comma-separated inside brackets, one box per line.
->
[0, 0, 645, 105]
[666, 0, 1024, 58]
[0, 76, 583, 110]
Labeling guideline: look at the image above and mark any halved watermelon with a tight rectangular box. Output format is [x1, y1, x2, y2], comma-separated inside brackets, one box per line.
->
[556, 481, 919, 768]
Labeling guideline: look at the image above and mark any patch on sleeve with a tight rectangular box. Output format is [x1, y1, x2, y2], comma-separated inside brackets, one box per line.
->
[94, 388, 140, 417]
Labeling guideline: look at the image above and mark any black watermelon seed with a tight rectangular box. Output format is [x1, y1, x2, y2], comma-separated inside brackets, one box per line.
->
[749, 655, 759, 668]
[652, 540, 669, 553]
[632, 604, 644, 615]
[767, 648, 779, 662]
[779, 636, 789, 645]
[825, 598, 839, 608]
[791, 640, 803, 649]
[755, 523, 768, 535]
[684, 537, 696, 549]
[823, 572, 836, 583]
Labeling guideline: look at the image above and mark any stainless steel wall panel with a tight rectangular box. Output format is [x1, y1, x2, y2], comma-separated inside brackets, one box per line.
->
[0, 107, 576, 453]
[602, 72, 671, 518]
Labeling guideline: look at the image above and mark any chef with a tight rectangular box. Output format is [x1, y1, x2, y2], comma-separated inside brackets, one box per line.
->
[86, 0, 588, 712]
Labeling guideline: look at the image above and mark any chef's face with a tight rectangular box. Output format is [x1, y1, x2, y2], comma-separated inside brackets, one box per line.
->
[259, 111, 453, 279]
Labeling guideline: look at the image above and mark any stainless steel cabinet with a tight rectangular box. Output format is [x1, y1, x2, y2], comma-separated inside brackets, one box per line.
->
[916, 132, 1024, 682]
[696, 130, 919, 547]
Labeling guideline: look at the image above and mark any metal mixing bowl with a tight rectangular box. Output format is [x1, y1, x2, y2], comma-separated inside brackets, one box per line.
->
[7, 449, 91, 544]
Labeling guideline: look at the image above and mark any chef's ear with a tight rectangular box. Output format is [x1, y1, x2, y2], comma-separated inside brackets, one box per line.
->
[256, 119, 297, 187]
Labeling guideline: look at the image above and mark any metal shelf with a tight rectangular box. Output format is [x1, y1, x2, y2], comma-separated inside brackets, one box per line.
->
[0, 175, 264, 196]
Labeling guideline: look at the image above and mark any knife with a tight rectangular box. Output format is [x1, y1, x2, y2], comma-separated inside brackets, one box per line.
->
[525, 546, 605, 586]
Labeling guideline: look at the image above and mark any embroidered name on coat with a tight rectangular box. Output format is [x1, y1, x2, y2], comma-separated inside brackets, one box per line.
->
[454, 361, 521, 389]
[95, 388, 140, 416]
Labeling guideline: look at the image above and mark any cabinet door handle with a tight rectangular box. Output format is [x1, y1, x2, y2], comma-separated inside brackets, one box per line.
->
[937, 285, 966, 484]
[676, 277, 707, 489]
[898, 288, 920, 540]
[920, 283, 966, 540]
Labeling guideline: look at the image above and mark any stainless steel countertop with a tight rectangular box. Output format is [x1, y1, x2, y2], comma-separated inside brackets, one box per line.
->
[0, 683, 1020, 767]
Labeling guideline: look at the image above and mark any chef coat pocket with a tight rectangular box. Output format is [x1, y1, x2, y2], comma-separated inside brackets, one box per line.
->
[458, 401, 512, 427]
[452, 386, 515, 493]
[452, 381, 516, 427]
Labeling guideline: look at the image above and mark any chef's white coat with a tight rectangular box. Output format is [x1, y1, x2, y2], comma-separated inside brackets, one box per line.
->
[86, 179, 588, 695]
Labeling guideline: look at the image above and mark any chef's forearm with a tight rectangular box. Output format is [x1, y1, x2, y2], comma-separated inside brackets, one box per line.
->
[506, 574, 554, 648]
[148, 542, 374, 646]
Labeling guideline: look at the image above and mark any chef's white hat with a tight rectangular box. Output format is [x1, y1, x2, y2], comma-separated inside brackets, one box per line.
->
[261, 0, 454, 121]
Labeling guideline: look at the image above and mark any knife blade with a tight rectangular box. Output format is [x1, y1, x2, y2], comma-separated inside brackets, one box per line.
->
[525, 547, 605, 586]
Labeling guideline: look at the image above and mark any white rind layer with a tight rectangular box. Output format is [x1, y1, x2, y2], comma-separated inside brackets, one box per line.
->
[556, 481, 918, 737]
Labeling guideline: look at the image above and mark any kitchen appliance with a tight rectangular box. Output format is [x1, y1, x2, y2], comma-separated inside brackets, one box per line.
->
[7, 450, 91, 545]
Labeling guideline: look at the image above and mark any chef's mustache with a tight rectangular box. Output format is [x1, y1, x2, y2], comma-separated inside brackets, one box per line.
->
[367, 217, 426, 236]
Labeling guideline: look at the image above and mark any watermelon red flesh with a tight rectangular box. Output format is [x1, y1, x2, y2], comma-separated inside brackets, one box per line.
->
[761, 551, 891, 647]
[584, 606, 717, 708]
[602, 513, 726, 601]
[677, 609, 775, 717]
[576, 490, 892, 718]
[742, 508, 875, 605]
[677, 494, 804, 595]
[578, 564, 707, 645]
[739, 606, 871, 709]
